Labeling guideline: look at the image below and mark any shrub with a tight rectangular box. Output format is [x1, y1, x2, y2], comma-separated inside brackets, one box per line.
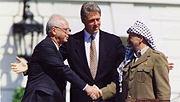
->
[12, 87, 25, 102]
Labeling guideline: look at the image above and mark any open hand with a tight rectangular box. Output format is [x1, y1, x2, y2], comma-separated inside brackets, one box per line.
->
[11, 57, 28, 73]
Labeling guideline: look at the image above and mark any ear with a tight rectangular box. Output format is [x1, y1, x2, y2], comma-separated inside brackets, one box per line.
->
[81, 17, 85, 24]
[50, 27, 56, 36]
[141, 36, 147, 44]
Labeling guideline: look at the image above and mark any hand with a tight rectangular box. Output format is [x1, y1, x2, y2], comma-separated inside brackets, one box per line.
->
[11, 57, 28, 73]
[91, 85, 102, 100]
[84, 85, 101, 100]
[166, 56, 174, 70]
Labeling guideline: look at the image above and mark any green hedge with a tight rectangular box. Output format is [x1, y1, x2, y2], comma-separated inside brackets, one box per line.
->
[12, 87, 25, 102]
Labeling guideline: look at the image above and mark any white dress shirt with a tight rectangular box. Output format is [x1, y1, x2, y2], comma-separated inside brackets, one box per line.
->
[134, 46, 149, 62]
[52, 40, 59, 51]
[84, 29, 99, 68]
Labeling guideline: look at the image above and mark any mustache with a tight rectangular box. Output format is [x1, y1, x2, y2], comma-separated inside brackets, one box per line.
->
[93, 25, 99, 29]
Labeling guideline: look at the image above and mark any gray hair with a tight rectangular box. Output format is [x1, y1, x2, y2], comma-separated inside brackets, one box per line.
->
[46, 14, 62, 35]
[80, 1, 101, 20]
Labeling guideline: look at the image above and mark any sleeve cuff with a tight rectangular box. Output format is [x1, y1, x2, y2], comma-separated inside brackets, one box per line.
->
[83, 84, 88, 90]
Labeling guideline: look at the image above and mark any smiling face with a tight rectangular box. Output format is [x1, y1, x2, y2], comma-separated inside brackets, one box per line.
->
[82, 12, 101, 34]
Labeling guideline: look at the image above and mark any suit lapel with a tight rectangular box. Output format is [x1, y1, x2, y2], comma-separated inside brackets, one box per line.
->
[74, 30, 93, 78]
[131, 48, 151, 68]
[46, 36, 63, 60]
[46, 36, 57, 51]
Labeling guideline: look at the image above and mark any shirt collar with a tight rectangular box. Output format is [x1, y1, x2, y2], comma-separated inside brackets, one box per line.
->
[84, 29, 99, 41]
[141, 46, 149, 55]
[134, 46, 149, 58]
[52, 40, 59, 51]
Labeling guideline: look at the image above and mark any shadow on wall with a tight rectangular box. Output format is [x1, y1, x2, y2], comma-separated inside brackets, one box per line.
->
[0, 26, 24, 102]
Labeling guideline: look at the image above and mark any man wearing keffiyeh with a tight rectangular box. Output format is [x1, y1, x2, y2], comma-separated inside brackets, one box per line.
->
[118, 20, 171, 102]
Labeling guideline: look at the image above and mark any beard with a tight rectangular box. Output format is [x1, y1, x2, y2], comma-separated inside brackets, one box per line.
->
[129, 41, 141, 51]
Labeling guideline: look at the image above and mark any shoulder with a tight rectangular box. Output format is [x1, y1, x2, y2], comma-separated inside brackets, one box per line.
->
[151, 50, 166, 58]
[71, 30, 84, 39]
[100, 30, 120, 39]
[100, 30, 123, 44]
[150, 49, 167, 63]
[35, 37, 54, 50]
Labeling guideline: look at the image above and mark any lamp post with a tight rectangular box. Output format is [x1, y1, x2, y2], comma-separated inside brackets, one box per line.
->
[13, 0, 43, 61]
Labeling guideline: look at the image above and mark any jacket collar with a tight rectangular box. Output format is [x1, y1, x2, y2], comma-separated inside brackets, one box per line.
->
[131, 48, 152, 68]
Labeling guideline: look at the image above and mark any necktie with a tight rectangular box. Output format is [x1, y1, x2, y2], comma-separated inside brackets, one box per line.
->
[135, 51, 141, 58]
[134, 51, 141, 62]
[90, 35, 98, 79]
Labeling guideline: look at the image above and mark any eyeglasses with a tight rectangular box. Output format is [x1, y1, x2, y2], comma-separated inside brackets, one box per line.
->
[54, 26, 71, 33]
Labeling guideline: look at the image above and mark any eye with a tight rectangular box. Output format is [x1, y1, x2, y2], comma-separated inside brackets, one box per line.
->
[96, 18, 100, 22]
[89, 19, 94, 23]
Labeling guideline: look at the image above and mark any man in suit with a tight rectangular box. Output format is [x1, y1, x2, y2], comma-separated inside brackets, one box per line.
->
[11, 15, 101, 102]
[120, 20, 171, 102]
[59, 2, 125, 101]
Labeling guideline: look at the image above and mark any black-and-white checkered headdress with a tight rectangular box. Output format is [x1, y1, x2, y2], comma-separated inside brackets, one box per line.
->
[127, 20, 157, 50]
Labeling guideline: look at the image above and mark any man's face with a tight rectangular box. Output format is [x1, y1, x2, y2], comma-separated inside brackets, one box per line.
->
[82, 12, 101, 34]
[53, 21, 71, 44]
[127, 33, 143, 51]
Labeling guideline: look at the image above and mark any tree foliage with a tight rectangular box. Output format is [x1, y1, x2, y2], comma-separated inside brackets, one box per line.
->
[12, 87, 25, 102]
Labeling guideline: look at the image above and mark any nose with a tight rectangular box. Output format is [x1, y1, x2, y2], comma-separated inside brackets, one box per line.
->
[66, 32, 71, 36]
[94, 20, 98, 25]
[66, 29, 71, 35]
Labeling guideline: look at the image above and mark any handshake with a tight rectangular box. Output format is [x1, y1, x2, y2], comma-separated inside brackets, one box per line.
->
[84, 84, 103, 100]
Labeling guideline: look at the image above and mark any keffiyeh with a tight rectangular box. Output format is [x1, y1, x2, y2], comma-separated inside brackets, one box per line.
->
[127, 20, 157, 50]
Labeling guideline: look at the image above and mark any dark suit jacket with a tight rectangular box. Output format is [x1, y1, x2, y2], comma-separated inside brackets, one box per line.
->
[22, 36, 86, 102]
[60, 30, 125, 102]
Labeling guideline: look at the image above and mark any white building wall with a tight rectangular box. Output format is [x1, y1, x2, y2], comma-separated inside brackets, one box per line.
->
[0, 0, 179, 102]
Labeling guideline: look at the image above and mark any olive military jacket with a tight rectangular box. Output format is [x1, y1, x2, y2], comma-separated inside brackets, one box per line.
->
[122, 48, 170, 100]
